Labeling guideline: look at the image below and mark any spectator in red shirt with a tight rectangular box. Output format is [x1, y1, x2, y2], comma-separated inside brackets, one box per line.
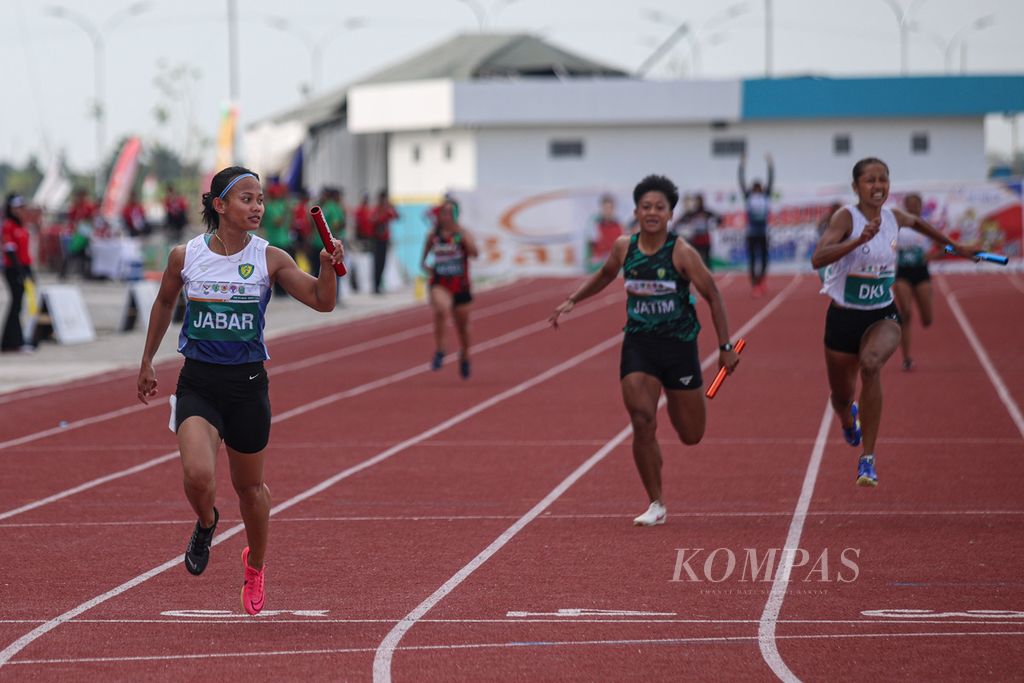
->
[163, 183, 189, 244]
[372, 190, 399, 294]
[122, 190, 149, 238]
[354, 193, 374, 249]
[2, 194, 34, 352]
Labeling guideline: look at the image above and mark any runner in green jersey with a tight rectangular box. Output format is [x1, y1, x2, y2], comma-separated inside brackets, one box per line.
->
[550, 175, 739, 527]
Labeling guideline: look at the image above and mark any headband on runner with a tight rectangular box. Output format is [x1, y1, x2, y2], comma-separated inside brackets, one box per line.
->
[218, 173, 257, 198]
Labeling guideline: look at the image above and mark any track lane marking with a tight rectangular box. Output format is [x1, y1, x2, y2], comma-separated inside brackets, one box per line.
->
[0, 286, 557, 452]
[0, 293, 623, 521]
[0, 303, 633, 667]
[9, 630, 1023, 668]
[938, 276, 1024, 439]
[757, 400, 831, 682]
[373, 275, 802, 682]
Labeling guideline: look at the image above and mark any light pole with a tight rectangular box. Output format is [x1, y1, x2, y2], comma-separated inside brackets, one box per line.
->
[454, 0, 520, 33]
[641, 3, 748, 78]
[267, 16, 367, 97]
[44, 2, 151, 195]
[880, 0, 929, 75]
[944, 14, 996, 74]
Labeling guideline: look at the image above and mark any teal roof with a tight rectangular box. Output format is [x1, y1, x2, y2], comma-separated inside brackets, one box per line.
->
[742, 76, 1024, 119]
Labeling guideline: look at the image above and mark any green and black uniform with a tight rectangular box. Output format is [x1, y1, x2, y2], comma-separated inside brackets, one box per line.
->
[619, 233, 703, 390]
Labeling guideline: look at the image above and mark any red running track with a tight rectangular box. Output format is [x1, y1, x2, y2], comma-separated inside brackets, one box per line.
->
[0, 274, 1021, 681]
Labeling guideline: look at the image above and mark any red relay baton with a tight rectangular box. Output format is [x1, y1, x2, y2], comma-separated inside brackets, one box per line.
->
[706, 338, 746, 399]
[309, 205, 347, 276]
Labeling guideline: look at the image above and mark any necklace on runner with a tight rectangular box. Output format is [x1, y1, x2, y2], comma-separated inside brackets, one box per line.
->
[213, 231, 249, 263]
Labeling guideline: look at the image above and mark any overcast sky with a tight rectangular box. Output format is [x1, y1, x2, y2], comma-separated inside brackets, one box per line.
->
[2, 0, 1022, 173]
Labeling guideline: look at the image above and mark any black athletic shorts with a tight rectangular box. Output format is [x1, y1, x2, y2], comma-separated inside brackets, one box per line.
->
[895, 264, 931, 286]
[174, 358, 271, 454]
[824, 302, 901, 355]
[620, 333, 703, 390]
[453, 290, 473, 306]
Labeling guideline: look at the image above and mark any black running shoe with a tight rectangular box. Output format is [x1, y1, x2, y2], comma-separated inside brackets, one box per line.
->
[184, 507, 219, 575]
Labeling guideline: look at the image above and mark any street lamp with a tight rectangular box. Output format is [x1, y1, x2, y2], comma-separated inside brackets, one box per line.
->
[44, 2, 151, 195]
[944, 14, 996, 74]
[266, 16, 366, 97]
[640, 3, 748, 77]
[454, 0, 520, 32]
[879, 0, 930, 75]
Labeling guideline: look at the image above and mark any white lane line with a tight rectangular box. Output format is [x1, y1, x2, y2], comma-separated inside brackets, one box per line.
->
[373, 275, 803, 683]
[0, 328, 626, 667]
[6, 618, 1024, 626]
[5, 507, 1024, 529]
[0, 294, 622, 521]
[938, 277, 1024, 440]
[0, 279, 538, 407]
[757, 400, 832, 683]
[0, 286, 558, 453]
[9, 630, 1024, 667]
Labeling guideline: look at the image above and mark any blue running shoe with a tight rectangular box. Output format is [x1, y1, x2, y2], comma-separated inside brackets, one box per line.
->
[430, 350, 444, 371]
[856, 454, 878, 487]
[843, 402, 862, 447]
[459, 356, 471, 379]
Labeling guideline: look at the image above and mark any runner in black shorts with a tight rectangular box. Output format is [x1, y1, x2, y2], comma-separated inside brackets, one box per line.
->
[813, 159, 970, 488]
[892, 193, 935, 371]
[175, 359, 271, 454]
[421, 199, 478, 379]
[137, 166, 345, 615]
[550, 174, 739, 527]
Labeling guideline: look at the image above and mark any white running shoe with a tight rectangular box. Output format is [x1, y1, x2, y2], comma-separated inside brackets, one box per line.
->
[633, 501, 667, 527]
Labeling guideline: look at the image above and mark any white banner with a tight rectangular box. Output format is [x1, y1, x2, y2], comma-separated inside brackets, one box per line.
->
[454, 179, 1022, 276]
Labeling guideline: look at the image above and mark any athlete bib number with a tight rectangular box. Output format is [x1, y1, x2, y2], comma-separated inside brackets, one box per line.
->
[843, 275, 894, 307]
[188, 300, 260, 341]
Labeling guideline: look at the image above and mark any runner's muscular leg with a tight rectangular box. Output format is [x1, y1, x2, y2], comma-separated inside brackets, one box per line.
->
[825, 348, 860, 429]
[453, 302, 472, 358]
[177, 416, 221, 528]
[665, 387, 706, 445]
[429, 286, 453, 352]
[621, 372, 665, 502]
[857, 319, 901, 455]
[227, 446, 270, 569]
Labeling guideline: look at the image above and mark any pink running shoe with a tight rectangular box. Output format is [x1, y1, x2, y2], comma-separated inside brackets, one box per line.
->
[240, 547, 266, 615]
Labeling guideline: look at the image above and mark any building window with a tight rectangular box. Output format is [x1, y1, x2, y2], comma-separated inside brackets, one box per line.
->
[711, 138, 746, 157]
[411, 144, 421, 163]
[444, 142, 453, 161]
[549, 139, 584, 158]
[833, 134, 851, 155]
[911, 132, 929, 154]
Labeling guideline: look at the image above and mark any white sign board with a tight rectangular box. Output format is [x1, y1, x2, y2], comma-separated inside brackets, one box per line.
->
[119, 281, 159, 332]
[37, 285, 96, 345]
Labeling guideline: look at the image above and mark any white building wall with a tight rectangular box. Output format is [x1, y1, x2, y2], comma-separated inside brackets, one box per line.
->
[470, 117, 985, 192]
[388, 129, 476, 200]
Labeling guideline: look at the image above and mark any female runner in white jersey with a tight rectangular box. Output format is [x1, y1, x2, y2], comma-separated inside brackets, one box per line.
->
[136, 166, 343, 614]
[812, 158, 971, 487]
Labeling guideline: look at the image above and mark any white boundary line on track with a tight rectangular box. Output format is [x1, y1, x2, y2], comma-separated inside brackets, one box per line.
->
[9, 630, 1023, 668]
[757, 400, 832, 682]
[0, 309, 632, 667]
[4, 506, 1023, 529]
[6, 618, 1024, 626]
[0, 293, 622, 521]
[372, 275, 803, 683]
[938, 277, 1024, 440]
[0, 287, 556, 453]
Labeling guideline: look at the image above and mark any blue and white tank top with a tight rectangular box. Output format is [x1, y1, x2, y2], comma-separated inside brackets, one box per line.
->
[820, 205, 899, 310]
[178, 233, 272, 364]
